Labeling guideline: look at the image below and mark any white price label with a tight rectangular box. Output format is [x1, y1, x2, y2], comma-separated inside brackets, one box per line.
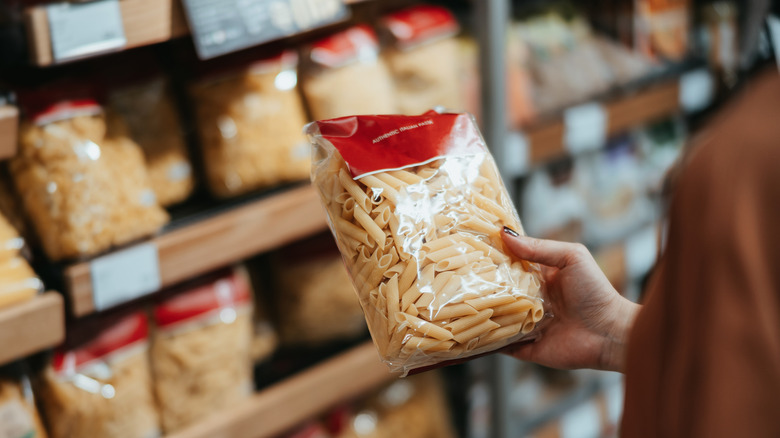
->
[504, 131, 530, 177]
[563, 102, 608, 154]
[47, 0, 126, 62]
[679, 68, 715, 113]
[91, 243, 161, 311]
[561, 399, 602, 438]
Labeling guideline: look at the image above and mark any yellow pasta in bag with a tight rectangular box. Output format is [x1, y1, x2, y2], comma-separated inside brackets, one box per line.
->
[307, 111, 546, 375]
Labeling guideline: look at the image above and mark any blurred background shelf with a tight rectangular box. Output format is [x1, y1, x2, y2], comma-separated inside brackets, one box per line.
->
[167, 341, 394, 438]
[0, 104, 18, 160]
[25, 0, 190, 66]
[62, 184, 327, 316]
[0, 292, 64, 365]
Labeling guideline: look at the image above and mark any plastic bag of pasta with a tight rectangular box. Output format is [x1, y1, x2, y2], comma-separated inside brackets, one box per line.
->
[190, 51, 310, 197]
[0, 366, 48, 438]
[380, 5, 465, 115]
[150, 267, 253, 433]
[307, 111, 546, 375]
[11, 99, 168, 261]
[36, 312, 160, 438]
[0, 212, 43, 309]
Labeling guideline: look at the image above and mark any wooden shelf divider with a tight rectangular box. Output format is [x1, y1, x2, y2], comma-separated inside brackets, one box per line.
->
[0, 104, 19, 160]
[167, 342, 395, 438]
[0, 293, 65, 365]
[64, 184, 328, 316]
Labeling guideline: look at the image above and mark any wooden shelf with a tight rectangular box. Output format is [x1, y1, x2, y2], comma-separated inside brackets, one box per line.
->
[25, 0, 189, 66]
[524, 78, 682, 166]
[0, 105, 19, 160]
[167, 342, 395, 438]
[64, 184, 328, 316]
[0, 293, 65, 365]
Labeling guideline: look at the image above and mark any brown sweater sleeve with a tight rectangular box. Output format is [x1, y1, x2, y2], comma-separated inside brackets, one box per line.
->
[621, 69, 780, 437]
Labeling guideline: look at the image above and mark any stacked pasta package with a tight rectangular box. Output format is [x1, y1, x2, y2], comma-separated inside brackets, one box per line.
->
[36, 312, 160, 438]
[380, 5, 465, 115]
[308, 111, 545, 374]
[11, 99, 168, 261]
[272, 234, 366, 346]
[190, 51, 310, 197]
[301, 25, 397, 120]
[150, 268, 253, 433]
[0, 370, 48, 438]
[0, 212, 43, 309]
[108, 77, 194, 206]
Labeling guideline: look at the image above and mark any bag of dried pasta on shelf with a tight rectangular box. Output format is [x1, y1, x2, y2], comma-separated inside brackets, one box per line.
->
[0, 212, 43, 309]
[36, 312, 160, 438]
[380, 5, 465, 115]
[301, 25, 397, 120]
[190, 51, 310, 198]
[107, 77, 194, 207]
[307, 111, 546, 375]
[150, 267, 253, 433]
[271, 233, 367, 346]
[0, 366, 48, 438]
[11, 99, 168, 261]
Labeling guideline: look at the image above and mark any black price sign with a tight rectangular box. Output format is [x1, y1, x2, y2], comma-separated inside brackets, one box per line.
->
[182, 0, 349, 59]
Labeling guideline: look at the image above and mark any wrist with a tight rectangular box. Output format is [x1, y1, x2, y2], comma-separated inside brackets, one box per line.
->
[598, 296, 641, 373]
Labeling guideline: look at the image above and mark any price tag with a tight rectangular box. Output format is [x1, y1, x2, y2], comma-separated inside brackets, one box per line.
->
[560, 400, 602, 438]
[91, 243, 161, 311]
[503, 131, 530, 177]
[47, 0, 126, 62]
[182, 0, 349, 60]
[563, 102, 607, 155]
[679, 68, 715, 113]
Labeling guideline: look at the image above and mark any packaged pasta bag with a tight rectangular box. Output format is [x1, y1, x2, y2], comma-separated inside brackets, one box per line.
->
[301, 25, 397, 120]
[0, 212, 43, 309]
[271, 233, 367, 346]
[150, 267, 253, 433]
[307, 111, 546, 374]
[107, 77, 194, 207]
[190, 51, 310, 197]
[11, 99, 168, 261]
[380, 5, 465, 115]
[0, 365, 48, 438]
[36, 312, 160, 438]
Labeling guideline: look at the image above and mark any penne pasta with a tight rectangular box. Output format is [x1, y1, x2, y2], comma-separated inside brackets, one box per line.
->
[402, 314, 454, 341]
[465, 294, 517, 311]
[445, 309, 493, 334]
[339, 168, 373, 212]
[354, 207, 387, 247]
[452, 319, 500, 344]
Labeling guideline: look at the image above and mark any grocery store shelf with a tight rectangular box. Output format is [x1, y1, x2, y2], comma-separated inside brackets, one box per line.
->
[64, 184, 328, 316]
[25, 0, 189, 66]
[0, 105, 19, 160]
[167, 341, 395, 438]
[0, 293, 65, 365]
[523, 77, 681, 166]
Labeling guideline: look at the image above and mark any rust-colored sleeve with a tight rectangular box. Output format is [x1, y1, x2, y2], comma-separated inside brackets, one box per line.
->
[622, 69, 780, 437]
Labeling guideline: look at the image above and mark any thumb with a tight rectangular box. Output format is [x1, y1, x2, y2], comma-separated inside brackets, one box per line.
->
[501, 227, 584, 269]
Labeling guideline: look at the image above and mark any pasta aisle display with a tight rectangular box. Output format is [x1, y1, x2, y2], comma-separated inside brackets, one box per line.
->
[36, 312, 160, 438]
[150, 268, 253, 433]
[307, 111, 545, 374]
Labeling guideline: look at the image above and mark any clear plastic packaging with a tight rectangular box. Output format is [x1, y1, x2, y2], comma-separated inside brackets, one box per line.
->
[108, 78, 194, 207]
[380, 5, 465, 115]
[272, 234, 366, 346]
[190, 51, 310, 198]
[301, 25, 397, 120]
[307, 111, 545, 375]
[36, 312, 160, 438]
[0, 369, 48, 438]
[11, 100, 168, 261]
[150, 267, 253, 433]
[0, 212, 43, 309]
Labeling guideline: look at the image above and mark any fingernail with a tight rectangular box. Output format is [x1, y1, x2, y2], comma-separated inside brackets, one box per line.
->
[503, 226, 519, 237]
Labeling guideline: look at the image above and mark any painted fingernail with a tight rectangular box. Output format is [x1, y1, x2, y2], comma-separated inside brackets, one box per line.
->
[503, 226, 519, 237]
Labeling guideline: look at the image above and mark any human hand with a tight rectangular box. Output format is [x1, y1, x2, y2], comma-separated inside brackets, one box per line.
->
[501, 227, 640, 372]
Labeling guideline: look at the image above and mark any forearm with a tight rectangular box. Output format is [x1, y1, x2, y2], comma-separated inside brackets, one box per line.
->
[599, 297, 641, 373]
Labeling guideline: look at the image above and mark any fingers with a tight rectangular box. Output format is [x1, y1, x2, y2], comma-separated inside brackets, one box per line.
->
[502, 227, 588, 269]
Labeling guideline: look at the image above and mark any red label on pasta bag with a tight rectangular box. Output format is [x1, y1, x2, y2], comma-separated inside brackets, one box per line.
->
[309, 24, 379, 68]
[52, 312, 148, 375]
[153, 269, 252, 329]
[313, 112, 486, 178]
[32, 99, 102, 126]
[383, 5, 460, 49]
